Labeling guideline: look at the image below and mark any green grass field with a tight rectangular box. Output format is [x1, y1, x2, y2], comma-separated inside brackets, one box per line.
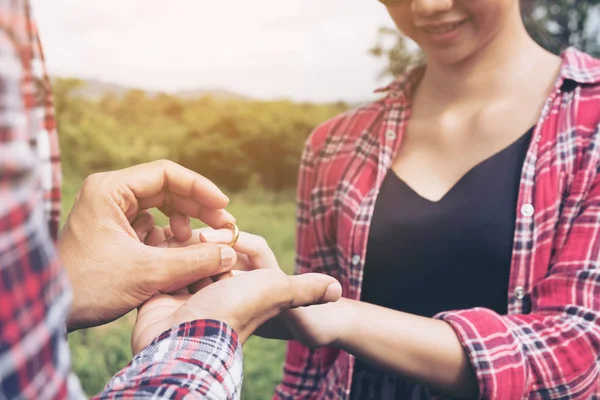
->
[63, 180, 296, 400]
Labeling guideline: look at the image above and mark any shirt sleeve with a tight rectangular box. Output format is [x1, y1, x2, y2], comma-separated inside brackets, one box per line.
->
[434, 125, 600, 400]
[94, 320, 243, 400]
[0, 1, 74, 397]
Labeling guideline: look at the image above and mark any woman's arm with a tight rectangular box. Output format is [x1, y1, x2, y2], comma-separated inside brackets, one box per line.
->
[332, 299, 478, 398]
[265, 298, 478, 398]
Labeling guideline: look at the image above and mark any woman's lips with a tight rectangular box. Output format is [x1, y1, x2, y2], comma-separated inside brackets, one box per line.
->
[419, 19, 469, 44]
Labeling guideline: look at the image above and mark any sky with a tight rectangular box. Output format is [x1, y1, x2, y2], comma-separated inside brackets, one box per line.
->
[31, 0, 395, 102]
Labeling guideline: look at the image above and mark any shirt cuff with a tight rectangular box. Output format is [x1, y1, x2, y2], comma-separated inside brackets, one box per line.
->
[99, 319, 243, 399]
[434, 308, 528, 400]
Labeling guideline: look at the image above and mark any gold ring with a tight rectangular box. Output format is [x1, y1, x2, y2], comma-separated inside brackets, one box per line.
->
[224, 222, 239, 247]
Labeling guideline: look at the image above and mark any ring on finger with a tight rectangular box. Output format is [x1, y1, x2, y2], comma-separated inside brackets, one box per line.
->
[223, 222, 240, 247]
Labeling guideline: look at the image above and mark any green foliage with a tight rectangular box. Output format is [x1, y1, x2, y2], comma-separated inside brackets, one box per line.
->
[523, 0, 600, 56]
[68, 315, 134, 396]
[55, 79, 347, 192]
[369, 27, 424, 79]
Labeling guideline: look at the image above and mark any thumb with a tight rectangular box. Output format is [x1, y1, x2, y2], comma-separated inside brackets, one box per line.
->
[283, 273, 343, 309]
[145, 244, 238, 293]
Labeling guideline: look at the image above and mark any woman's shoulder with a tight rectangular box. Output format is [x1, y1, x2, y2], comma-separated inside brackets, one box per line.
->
[561, 48, 600, 106]
[304, 98, 388, 155]
[559, 48, 600, 132]
[561, 47, 600, 83]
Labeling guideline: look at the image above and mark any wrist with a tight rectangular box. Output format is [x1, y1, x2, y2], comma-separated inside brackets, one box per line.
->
[331, 298, 357, 348]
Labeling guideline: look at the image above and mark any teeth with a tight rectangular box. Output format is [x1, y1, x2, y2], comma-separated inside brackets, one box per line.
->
[426, 21, 462, 34]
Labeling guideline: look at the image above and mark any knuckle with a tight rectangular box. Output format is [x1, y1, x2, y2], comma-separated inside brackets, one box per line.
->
[82, 172, 105, 190]
[155, 159, 175, 170]
[274, 276, 294, 311]
[252, 235, 270, 253]
[256, 236, 269, 248]
[309, 284, 325, 303]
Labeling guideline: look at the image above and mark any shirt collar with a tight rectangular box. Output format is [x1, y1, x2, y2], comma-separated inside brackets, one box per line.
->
[376, 46, 600, 102]
[559, 46, 600, 85]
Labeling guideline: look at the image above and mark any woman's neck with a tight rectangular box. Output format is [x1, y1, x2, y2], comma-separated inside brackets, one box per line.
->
[418, 10, 560, 105]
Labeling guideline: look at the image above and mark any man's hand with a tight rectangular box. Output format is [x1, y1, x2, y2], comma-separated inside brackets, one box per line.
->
[131, 269, 342, 354]
[58, 160, 239, 331]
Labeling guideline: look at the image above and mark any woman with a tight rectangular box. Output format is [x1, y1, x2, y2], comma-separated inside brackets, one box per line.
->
[198, 0, 600, 398]
[268, 0, 600, 398]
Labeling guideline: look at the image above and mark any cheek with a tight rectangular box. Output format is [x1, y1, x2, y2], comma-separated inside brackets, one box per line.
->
[466, 0, 515, 35]
[387, 7, 417, 39]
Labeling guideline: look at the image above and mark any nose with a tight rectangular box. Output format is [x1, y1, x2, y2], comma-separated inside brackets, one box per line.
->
[411, 0, 453, 17]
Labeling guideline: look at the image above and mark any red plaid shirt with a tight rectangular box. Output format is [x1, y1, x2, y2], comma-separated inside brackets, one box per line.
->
[0, 1, 243, 398]
[276, 48, 600, 400]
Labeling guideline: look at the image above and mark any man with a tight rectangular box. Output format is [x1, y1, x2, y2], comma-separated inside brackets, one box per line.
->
[0, 1, 342, 398]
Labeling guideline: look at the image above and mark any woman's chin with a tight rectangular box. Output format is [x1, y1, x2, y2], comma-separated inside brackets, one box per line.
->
[423, 43, 481, 68]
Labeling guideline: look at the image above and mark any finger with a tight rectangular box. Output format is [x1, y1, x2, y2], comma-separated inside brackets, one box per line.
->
[169, 211, 192, 242]
[208, 269, 244, 286]
[147, 244, 238, 293]
[160, 229, 253, 271]
[115, 160, 230, 209]
[156, 232, 200, 248]
[145, 226, 170, 247]
[211, 271, 234, 282]
[139, 193, 235, 228]
[200, 229, 279, 270]
[131, 211, 156, 242]
[188, 277, 213, 294]
[284, 273, 342, 308]
[168, 287, 191, 296]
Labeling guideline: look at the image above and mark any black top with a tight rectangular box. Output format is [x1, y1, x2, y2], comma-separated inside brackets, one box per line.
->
[350, 128, 533, 399]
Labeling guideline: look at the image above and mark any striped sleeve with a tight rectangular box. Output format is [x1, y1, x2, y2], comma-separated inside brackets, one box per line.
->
[95, 320, 243, 400]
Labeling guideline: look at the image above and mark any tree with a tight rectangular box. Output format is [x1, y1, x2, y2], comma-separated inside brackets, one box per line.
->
[369, 27, 424, 79]
[523, 0, 600, 56]
[372, 1, 600, 78]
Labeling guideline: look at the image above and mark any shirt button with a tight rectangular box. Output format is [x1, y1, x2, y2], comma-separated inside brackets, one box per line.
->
[385, 130, 397, 140]
[514, 286, 526, 300]
[351, 255, 361, 266]
[521, 204, 535, 217]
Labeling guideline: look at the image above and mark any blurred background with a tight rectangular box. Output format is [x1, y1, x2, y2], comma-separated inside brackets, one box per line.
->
[30, 1, 600, 399]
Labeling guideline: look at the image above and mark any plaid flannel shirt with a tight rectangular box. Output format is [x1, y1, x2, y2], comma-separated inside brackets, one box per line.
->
[0, 1, 243, 399]
[276, 48, 600, 400]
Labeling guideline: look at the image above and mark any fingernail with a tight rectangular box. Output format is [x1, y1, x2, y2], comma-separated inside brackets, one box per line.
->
[323, 282, 342, 303]
[220, 246, 236, 270]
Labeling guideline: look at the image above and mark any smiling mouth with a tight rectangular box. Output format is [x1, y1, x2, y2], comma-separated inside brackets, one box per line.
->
[423, 20, 467, 34]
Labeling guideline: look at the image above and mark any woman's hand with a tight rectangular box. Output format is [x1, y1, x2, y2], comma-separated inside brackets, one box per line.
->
[59, 160, 239, 332]
[197, 228, 346, 347]
[131, 268, 343, 354]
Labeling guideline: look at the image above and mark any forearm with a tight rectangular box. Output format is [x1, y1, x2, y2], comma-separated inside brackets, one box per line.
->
[335, 299, 478, 399]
